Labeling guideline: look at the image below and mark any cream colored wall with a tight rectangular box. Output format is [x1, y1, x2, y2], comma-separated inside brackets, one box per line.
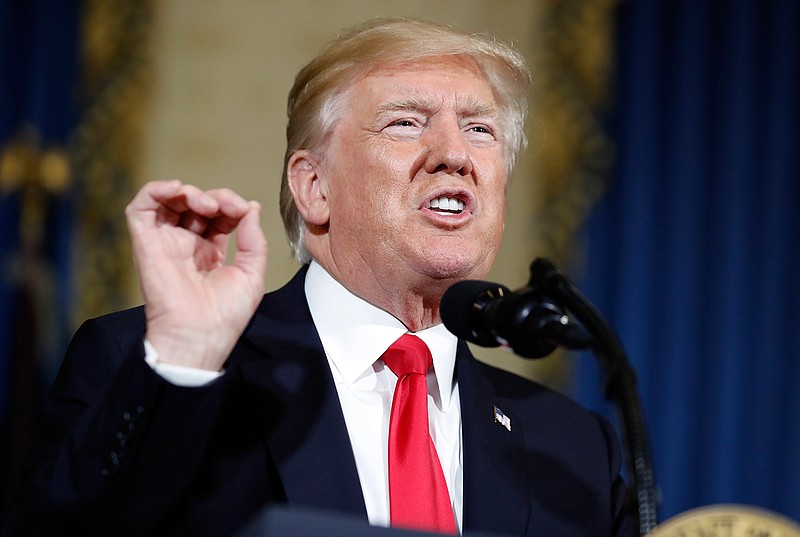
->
[139, 1, 552, 380]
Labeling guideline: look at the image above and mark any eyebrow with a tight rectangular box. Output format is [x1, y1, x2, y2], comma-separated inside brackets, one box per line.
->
[376, 94, 499, 119]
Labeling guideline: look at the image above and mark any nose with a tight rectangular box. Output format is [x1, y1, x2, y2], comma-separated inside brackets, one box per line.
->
[422, 118, 473, 177]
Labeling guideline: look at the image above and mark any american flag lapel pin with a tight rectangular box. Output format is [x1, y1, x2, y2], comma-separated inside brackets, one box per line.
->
[493, 405, 511, 432]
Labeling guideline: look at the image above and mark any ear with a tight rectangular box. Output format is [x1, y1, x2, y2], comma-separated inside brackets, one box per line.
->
[287, 150, 330, 226]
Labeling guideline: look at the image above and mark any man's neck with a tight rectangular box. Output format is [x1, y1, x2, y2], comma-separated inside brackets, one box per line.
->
[310, 255, 450, 332]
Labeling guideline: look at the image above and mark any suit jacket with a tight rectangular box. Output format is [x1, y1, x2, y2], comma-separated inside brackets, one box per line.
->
[4, 267, 633, 537]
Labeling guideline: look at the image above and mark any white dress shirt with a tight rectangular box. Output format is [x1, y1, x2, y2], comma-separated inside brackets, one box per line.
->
[304, 261, 463, 530]
[145, 261, 463, 530]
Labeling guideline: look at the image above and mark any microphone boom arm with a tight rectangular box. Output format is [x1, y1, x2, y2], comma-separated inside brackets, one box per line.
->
[529, 258, 658, 535]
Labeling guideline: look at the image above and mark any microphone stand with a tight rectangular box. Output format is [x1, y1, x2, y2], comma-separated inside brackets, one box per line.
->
[528, 258, 658, 535]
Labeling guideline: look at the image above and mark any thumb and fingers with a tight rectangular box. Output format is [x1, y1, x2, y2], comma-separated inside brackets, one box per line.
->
[126, 180, 269, 370]
[232, 200, 268, 284]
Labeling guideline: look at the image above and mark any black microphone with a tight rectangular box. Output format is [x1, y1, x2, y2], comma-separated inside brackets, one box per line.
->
[440, 279, 591, 358]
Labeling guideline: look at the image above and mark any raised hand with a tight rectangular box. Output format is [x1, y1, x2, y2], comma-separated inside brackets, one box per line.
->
[125, 180, 268, 371]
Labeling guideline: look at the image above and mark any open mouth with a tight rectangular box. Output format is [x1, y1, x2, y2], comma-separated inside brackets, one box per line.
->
[424, 195, 466, 215]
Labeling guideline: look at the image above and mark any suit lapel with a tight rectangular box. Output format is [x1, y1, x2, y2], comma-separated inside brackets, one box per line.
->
[457, 343, 530, 535]
[235, 269, 367, 518]
[230, 269, 531, 530]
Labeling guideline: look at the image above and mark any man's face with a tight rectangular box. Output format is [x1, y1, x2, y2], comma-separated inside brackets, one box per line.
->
[316, 55, 508, 294]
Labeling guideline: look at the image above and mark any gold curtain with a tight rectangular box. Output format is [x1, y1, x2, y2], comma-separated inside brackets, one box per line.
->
[516, 0, 617, 390]
[71, 0, 155, 324]
[530, 0, 617, 268]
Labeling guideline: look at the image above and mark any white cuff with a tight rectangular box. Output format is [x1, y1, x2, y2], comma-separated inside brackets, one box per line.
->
[143, 339, 224, 387]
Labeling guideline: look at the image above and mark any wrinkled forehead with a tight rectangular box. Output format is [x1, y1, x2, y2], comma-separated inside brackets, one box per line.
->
[339, 56, 499, 115]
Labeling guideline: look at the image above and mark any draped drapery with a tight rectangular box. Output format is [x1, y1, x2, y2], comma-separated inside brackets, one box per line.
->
[576, 0, 799, 523]
[0, 0, 79, 510]
[0, 0, 151, 510]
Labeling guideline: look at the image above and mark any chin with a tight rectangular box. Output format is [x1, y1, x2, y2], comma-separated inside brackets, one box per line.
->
[418, 250, 492, 282]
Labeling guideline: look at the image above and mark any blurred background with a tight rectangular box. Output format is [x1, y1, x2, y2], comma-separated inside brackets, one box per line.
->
[1, 0, 797, 527]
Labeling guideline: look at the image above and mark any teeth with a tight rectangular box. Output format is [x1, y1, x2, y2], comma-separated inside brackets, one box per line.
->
[426, 196, 465, 214]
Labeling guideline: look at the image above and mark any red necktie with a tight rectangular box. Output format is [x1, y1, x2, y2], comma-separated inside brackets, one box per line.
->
[381, 334, 456, 534]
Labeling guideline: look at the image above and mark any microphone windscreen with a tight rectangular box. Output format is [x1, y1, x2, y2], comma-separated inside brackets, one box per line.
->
[440, 280, 509, 346]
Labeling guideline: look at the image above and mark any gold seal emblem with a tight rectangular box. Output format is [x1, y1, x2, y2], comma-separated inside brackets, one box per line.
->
[650, 505, 800, 537]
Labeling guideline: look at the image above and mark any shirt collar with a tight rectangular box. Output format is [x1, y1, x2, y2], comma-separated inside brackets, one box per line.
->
[304, 261, 458, 409]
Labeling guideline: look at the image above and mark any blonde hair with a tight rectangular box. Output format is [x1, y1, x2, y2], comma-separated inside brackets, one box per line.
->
[279, 17, 532, 263]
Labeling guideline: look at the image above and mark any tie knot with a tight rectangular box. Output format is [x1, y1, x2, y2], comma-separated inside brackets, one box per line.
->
[381, 334, 432, 377]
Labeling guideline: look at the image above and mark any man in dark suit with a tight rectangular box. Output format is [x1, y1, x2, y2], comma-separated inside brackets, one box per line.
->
[3, 17, 633, 537]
